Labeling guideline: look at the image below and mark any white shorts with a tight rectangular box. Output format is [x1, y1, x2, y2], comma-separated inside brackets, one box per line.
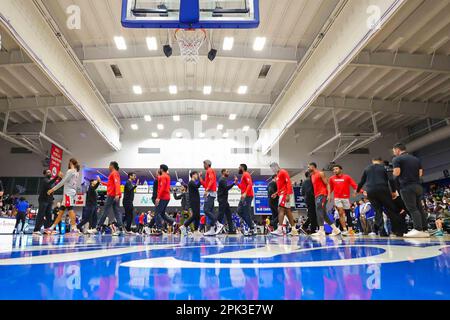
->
[334, 198, 351, 210]
[279, 194, 295, 208]
[63, 194, 76, 208]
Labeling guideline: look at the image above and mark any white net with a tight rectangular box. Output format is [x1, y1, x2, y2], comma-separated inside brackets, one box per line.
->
[175, 29, 206, 63]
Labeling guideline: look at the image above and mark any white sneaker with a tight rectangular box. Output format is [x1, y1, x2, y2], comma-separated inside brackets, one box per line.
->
[215, 222, 224, 235]
[368, 232, 376, 236]
[180, 225, 188, 237]
[311, 230, 326, 237]
[341, 230, 349, 236]
[331, 229, 341, 236]
[112, 230, 122, 236]
[204, 227, 216, 237]
[87, 228, 98, 235]
[404, 229, 430, 238]
[32, 231, 42, 236]
[193, 231, 202, 237]
[271, 227, 284, 237]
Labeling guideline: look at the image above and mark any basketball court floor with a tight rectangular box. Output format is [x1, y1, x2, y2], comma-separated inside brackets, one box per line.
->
[1, 234, 449, 300]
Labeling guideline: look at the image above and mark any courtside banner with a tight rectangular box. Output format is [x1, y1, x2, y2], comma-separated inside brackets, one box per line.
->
[49, 144, 63, 178]
[293, 186, 307, 209]
[253, 185, 271, 215]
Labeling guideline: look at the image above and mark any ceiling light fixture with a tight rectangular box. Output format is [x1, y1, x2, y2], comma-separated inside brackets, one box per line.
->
[169, 85, 178, 94]
[133, 85, 143, 95]
[146, 37, 158, 50]
[114, 36, 127, 50]
[223, 37, 234, 51]
[253, 37, 266, 51]
[203, 86, 212, 95]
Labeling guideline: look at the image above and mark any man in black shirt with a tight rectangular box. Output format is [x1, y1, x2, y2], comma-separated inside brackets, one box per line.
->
[33, 170, 59, 234]
[173, 185, 189, 212]
[301, 171, 317, 234]
[123, 172, 138, 233]
[217, 169, 236, 234]
[180, 171, 202, 236]
[0, 179, 4, 210]
[77, 177, 101, 232]
[392, 143, 428, 238]
[357, 157, 405, 237]
[152, 169, 160, 206]
[267, 174, 279, 230]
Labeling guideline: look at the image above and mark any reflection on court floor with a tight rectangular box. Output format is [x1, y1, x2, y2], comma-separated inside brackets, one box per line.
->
[0, 234, 449, 300]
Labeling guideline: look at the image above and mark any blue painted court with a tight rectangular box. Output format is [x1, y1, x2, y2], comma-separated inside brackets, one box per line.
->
[0, 234, 448, 300]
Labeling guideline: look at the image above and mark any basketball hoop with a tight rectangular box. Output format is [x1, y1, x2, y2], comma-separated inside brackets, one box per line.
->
[174, 28, 207, 63]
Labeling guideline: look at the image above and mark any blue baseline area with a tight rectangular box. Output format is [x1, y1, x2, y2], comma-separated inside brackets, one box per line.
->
[0, 234, 449, 300]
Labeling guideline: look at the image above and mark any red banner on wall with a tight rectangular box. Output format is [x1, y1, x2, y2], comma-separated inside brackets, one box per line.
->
[49, 144, 63, 178]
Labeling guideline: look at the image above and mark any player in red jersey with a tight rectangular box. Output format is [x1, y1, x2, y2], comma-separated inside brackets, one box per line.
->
[308, 162, 341, 237]
[269, 162, 299, 237]
[329, 164, 361, 236]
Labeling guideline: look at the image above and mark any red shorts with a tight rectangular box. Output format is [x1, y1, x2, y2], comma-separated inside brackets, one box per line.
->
[279, 194, 295, 208]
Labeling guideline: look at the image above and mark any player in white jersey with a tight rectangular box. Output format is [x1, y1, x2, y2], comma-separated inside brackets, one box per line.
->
[45, 158, 81, 234]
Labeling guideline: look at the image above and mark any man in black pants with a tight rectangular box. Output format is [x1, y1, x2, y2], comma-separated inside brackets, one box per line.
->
[217, 169, 236, 234]
[357, 157, 406, 237]
[33, 170, 59, 235]
[267, 174, 279, 230]
[0, 179, 4, 207]
[123, 172, 138, 234]
[77, 177, 101, 233]
[392, 143, 428, 238]
[301, 171, 317, 234]
[180, 171, 202, 236]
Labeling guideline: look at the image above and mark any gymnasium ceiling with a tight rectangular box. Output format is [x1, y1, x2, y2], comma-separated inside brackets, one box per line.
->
[0, 0, 449, 139]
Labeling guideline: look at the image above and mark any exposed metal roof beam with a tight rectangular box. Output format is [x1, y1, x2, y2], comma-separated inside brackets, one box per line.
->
[77, 44, 299, 65]
[350, 51, 450, 75]
[311, 96, 450, 119]
[0, 0, 122, 150]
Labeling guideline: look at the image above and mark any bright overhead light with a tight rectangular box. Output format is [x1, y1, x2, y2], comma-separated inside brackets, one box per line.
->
[133, 85, 143, 95]
[253, 37, 266, 51]
[223, 37, 234, 51]
[203, 86, 212, 95]
[146, 37, 158, 51]
[199, 132, 206, 138]
[114, 36, 127, 50]
[176, 132, 183, 138]
[201, 114, 208, 121]
[151, 132, 158, 138]
[217, 124, 224, 130]
[173, 115, 180, 122]
[144, 115, 152, 122]
[157, 124, 164, 130]
[229, 114, 237, 120]
[243, 126, 250, 132]
[131, 124, 139, 130]
[169, 85, 177, 94]
[238, 85, 248, 95]
[222, 132, 229, 138]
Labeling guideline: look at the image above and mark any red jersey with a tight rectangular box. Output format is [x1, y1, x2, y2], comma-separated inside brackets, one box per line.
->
[102, 170, 121, 198]
[329, 174, 358, 199]
[238, 172, 254, 197]
[201, 168, 217, 192]
[157, 173, 171, 201]
[311, 171, 328, 197]
[276, 169, 293, 196]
